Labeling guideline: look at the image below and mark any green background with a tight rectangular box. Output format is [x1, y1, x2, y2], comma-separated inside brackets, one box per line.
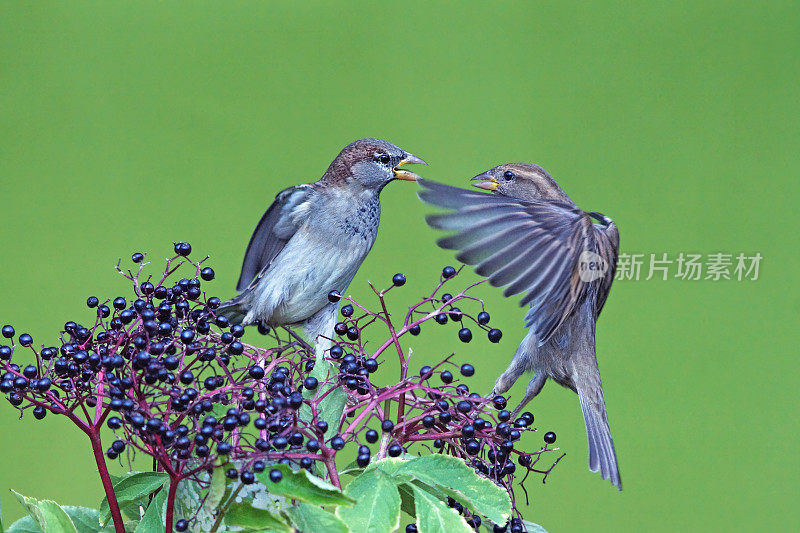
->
[1, 1, 798, 531]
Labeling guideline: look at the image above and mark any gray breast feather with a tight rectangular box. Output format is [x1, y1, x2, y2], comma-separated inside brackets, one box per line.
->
[244, 215, 375, 326]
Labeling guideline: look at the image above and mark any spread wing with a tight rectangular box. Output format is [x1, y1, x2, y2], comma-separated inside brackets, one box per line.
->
[419, 179, 617, 345]
[236, 184, 314, 291]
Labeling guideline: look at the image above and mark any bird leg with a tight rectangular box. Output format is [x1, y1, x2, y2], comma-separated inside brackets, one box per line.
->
[511, 372, 547, 418]
[491, 356, 528, 397]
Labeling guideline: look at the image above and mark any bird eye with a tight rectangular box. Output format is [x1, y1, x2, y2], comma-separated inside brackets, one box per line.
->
[374, 153, 391, 165]
[503, 170, 515, 180]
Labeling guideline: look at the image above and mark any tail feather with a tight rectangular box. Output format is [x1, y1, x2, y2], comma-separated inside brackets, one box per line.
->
[578, 388, 621, 490]
[217, 295, 248, 326]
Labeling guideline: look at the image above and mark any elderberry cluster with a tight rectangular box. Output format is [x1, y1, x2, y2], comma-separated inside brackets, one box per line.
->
[1, 245, 562, 533]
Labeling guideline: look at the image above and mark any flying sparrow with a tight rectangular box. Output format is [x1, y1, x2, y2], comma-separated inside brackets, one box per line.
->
[419, 163, 621, 489]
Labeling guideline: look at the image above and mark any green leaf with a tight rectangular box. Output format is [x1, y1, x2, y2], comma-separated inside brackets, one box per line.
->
[134, 489, 166, 533]
[397, 483, 416, 519]
[335, 470, 400, 533]
[286, 502, 350, 533]
[10, 491, 78, 533]
[99, 472, 168, 525]
[61, 507, 103, 532]
[6, 516, 40, 533]
[255, 464, 354, 507]
[396, 455, 511, 525]
[411, 484, 472, 533]
[521, 520, 548, 533]
[204, 467, 228, 514]
[224, 502, 290, 532]
[6, 515, 40, 533]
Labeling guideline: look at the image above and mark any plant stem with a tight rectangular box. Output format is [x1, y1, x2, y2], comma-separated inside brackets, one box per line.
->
[88, 431, 125, 533]
[164, 476, 180, 533]
[324, 453, 341, 489]
[208, 483, 245, 533]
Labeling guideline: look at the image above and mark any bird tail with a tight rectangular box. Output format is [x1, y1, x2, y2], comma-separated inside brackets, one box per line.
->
[216, 295, 248, 326]
[578, 386, 622, 490]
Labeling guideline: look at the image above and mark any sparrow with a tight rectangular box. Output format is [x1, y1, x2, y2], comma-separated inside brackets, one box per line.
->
[219, 138, 425, 345]
[418, 163, 622, 489]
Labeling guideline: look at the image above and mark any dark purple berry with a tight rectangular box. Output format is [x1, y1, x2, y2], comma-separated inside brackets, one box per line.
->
[460, 364, 475, 377]
[392, 273, 406, 286]
[488, 328, 502, 343]
[465, 439, 480, 455]
[174, 242, 192, 256]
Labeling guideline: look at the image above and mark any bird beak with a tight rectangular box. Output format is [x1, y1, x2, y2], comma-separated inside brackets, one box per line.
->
[393, 153, 427, 181]
[470, 171, 499, 191]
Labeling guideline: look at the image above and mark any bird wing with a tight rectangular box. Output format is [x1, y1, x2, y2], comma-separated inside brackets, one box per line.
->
[588, 212, 619, 317]
[419, 179, 616, 345]
[236, 184, 315, 291]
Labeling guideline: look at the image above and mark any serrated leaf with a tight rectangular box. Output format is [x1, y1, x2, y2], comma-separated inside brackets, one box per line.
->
[224, 502, 290, 532]
[255, 464, 354, 507]
[60, 507, 102, 532]
[335, 470, 400, 533]
[286, 502, 350, 533]
[363, 458, 405, 477]
[396, 455, 511, 525]
[411, 485, 471, 533]
[6, 515, 40, 533]
[11, 491, 78, 533]
[99, 472, 168, 525]
[521, 520, 548, 533]
[105, 474, 145, 521]
[134, 489, 166, 533]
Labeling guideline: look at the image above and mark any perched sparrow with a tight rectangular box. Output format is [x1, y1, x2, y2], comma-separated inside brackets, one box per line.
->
[419, 163, 621, 489]
[219, 138, 425, 345]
